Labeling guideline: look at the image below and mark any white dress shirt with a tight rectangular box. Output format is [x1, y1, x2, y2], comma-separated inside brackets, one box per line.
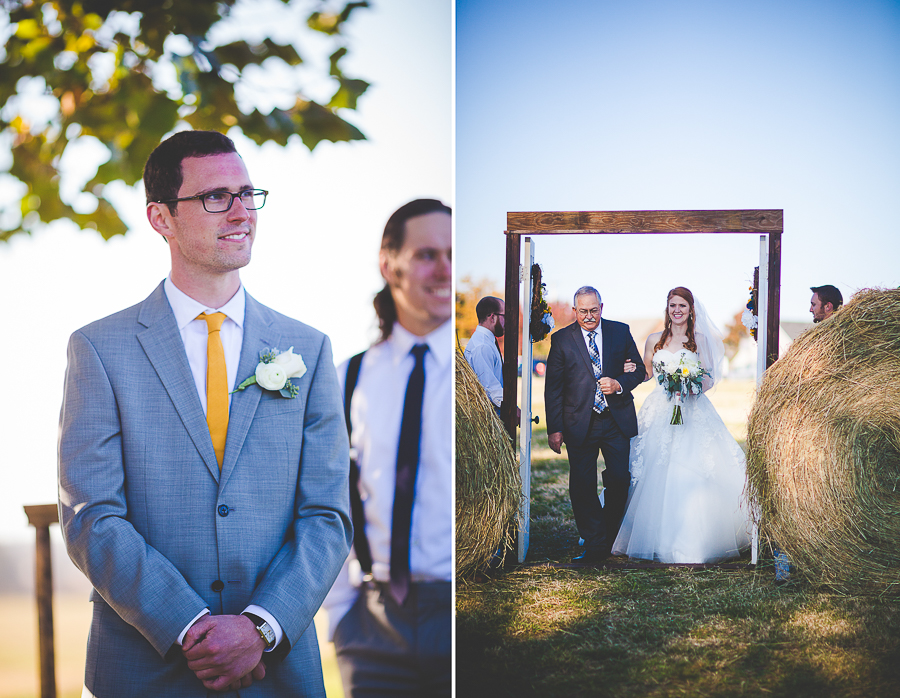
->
[579, 322, 624, 395]
[323, 320, 453, 639]
[163, 277, 283, 650]
[464, 324, 504, 407]
[580, 323, 602, 360]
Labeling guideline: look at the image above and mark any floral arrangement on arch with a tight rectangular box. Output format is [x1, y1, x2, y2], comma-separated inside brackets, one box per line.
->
[741, 266, 759, 341]
[530, 264, 555, 343]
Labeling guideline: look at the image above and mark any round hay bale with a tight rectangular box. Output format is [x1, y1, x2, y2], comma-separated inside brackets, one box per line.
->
[747, 288, 900, 593]
[455, 349, 521, 578]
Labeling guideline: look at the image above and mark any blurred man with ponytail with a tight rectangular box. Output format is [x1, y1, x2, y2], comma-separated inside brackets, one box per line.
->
[323, 199, 452, 697]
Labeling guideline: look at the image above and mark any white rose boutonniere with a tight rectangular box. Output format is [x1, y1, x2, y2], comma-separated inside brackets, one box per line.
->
[233, 347, 306, 399]
[273, 346, 307, 380]
[256, 363, 287, 391]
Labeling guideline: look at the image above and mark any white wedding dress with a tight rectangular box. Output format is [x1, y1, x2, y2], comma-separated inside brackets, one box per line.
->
[612, 348, 752, 563]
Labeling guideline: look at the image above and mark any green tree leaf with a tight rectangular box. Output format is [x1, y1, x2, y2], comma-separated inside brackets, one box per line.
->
[0, 0, 370, 242]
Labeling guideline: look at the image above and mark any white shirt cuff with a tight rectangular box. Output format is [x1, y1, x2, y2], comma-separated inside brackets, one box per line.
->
[243, 605, 284, 651]
[177, 608, 210, 646]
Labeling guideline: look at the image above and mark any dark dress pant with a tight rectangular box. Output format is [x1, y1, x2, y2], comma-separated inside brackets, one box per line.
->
[333, 580, 451, 697]
[566, 409, 631, 551]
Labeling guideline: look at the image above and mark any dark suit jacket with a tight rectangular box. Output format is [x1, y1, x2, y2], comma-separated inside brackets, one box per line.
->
[544, 319, 646, 448]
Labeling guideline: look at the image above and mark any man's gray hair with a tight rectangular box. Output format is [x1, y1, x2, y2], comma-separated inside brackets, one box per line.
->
[573, 286, 602, 306]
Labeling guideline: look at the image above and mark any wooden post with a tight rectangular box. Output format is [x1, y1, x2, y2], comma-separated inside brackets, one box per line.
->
[502, 231, 521, 442]
[25, 504, 59, 698]
[766, 231, 782, 368]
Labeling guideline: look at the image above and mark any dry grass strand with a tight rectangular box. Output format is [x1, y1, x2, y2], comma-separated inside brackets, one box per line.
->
[455, 349, 522, 578]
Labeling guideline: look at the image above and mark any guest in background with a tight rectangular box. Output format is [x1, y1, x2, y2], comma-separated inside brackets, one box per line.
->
[464, 296, 505, 412]
[324, 198, 452, 697]
[810, 284, 843, 322]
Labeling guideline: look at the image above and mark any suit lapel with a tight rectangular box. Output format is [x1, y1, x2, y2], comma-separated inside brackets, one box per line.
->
[219, 293, 282, 487]
[571, 322, 595, 377]
[600, 319, 612, 377]
[136, 283, 221, 481]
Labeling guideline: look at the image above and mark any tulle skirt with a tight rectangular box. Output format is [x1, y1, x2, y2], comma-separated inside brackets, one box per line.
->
[612, 386, 752, 563]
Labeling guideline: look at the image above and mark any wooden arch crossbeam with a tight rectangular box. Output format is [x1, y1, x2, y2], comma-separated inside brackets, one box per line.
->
[501, 209, 783, 439]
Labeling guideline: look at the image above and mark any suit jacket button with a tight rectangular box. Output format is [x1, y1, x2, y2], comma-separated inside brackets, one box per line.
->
[211, 580, 225, 592]
[217, 504, 229, 517]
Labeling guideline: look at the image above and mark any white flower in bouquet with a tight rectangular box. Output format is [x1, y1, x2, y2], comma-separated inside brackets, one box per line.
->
[654, 353, 711, 425]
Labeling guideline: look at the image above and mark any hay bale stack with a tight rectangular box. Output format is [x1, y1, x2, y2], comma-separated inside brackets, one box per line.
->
[455, 349, 521, 578]
[747, 288, 900, 593]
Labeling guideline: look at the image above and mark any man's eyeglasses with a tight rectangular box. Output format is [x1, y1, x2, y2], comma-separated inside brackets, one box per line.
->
[157, 189, 268, 213]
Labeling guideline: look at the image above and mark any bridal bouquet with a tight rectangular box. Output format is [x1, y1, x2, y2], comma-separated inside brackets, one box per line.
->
[653, 354, 710, 425]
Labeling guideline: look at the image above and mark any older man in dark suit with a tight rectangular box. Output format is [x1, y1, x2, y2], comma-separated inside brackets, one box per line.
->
[545, 286, 645, 563]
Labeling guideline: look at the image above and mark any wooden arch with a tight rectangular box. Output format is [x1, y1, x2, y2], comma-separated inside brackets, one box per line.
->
[500, 209, 783, 439]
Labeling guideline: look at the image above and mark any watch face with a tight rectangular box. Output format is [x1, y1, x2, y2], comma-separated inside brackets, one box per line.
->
[260, 622, 275, 645]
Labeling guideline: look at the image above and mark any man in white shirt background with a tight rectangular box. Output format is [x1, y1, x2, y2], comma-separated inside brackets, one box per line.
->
[324, 198, 452, 697]
[809, 284, 843, 323]
[464, 296, 506, 412]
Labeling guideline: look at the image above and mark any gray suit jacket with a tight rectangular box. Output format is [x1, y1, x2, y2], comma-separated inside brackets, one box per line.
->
[58, 282, 351, 697]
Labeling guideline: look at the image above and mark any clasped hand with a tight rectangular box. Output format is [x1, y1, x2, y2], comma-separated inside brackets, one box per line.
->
[601, 359, 639, 393]
[547, 360, 638, 455]
[182, 614, 266, 692]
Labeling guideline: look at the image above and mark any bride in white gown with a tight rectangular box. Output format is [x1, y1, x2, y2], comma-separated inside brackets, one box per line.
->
[612, 286, 751, 563]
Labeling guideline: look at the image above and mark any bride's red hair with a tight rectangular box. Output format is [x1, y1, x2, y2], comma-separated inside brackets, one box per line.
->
[654, 287, 698, 353]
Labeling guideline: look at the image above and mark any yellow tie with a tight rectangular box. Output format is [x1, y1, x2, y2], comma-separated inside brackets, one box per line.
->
[198, 312, 229, 469]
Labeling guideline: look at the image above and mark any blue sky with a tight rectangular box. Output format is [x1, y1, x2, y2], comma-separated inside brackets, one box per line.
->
[456, 0, 900, 328]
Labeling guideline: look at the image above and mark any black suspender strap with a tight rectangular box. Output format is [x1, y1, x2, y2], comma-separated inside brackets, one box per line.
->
[344, 351, 373, 575]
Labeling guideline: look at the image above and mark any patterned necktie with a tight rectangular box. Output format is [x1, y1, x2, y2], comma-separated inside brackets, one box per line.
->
[587, 331, 607, 413]
[198, 312, 229, 469]
[389, 343, 428, 606]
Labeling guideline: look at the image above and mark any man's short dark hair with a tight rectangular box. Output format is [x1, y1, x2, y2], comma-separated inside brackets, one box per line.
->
[379, 198, 452, 254]
[374, 198, 452, 341]
[143, 131, 238, 209]
[811, 284, 843, 310]
[475, 296, 503, 323]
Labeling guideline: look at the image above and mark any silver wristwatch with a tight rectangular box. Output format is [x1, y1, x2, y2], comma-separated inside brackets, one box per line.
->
[244, 613, 276, 649]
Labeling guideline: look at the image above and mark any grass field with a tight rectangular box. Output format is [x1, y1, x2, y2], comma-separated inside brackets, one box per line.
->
[0, 593, 344, 697]
[456, 378, 900, 697]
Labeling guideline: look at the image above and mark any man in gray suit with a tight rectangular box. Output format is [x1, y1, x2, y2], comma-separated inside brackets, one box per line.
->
[58, 130, 351, 696]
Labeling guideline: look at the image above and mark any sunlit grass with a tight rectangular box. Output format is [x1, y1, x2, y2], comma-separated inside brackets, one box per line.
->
[457, 378, 900, 697]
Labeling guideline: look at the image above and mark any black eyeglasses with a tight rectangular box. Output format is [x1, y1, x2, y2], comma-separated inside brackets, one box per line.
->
[157, 189, 268, 213]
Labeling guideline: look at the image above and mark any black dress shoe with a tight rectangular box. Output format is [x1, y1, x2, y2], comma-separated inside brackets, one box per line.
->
[572, 547, 610, 564]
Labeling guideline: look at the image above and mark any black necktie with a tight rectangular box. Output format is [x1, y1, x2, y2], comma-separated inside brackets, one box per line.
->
[389, 343, 428, 606]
